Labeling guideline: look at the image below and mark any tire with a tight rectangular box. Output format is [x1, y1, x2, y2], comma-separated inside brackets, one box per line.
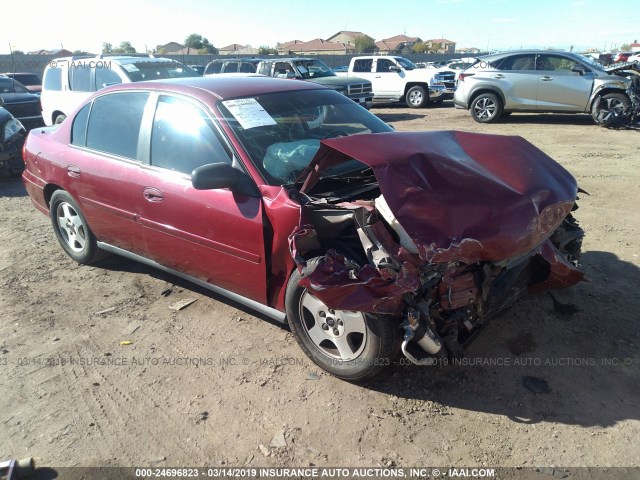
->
[501, 111, 512, 118]
[405, 85, 428, 108]
[54, 114, 66, 125]
[470, 93, 503, 123]
[591, 92, 630, 124]
[285, 264, 401, 381]
[49, 190, 107, 264]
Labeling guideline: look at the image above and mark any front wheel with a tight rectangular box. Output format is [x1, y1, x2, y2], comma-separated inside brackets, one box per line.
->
[591, 93, 630, 125]
[470, 93, 503, 123]
[49, 190, 106, 264]
[405, 85, 428, 108]
[285, 265, 400, 381]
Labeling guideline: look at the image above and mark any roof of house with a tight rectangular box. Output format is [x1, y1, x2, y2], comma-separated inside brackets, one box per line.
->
[425, 38, 456, 45]
[375, 34, 420, 52]
[326, 31, 367, 42]
[288, 38, 353, 52]
[219, 44, 246, 52]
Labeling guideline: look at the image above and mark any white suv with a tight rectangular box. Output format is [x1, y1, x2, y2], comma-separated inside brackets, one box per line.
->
[41, 55, 198, 125]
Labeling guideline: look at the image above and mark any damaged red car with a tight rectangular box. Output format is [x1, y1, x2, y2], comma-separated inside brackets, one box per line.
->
[22, 77, 585, 380]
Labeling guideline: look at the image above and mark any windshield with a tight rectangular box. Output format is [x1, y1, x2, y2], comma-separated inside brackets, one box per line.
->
[218, 89, 393, 185]
[293, 59, 336, 79]
[396, 58, 417, 70]
[120, 61, 199, 81]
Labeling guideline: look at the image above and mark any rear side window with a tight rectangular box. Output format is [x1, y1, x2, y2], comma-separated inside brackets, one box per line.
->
[71, 104, 91, 146]
[70, 65, 92, 92]
[204, 62, 223, 75]
[44, 67, 62, 91]
[353, 59, 372, 73]
[86, 92, 149, 160]
[150, 95, 231, 175]
[494, 54, 536, 71]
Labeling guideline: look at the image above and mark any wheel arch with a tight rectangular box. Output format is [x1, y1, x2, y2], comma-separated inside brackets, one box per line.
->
[468, 87, 506, 110]
[43, 183, 64, 208]
[588, 87, 630, 110]
[403, 82, 429, 96]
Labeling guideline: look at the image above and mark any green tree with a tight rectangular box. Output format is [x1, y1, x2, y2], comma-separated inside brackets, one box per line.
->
[259, 45, 278, 55]
[185, 34, 216, 53]
[11, 50, 25, 55]
[113, 41, 136, 54]
[102, 42, 113, 54]
[620, 44, 631, 52]
[353, 35, 375, 53]
[411, 41, 430, 54]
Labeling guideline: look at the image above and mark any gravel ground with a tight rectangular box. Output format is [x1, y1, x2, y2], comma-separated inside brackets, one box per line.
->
[0, 103, 639, 471]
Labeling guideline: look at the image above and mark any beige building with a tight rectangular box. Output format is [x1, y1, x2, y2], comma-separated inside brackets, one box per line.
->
[374, 35, 420, 55]
[424, 38, 456, 55]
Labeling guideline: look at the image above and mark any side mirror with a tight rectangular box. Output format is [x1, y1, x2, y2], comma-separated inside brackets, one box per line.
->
[388, 65, 401, 72]
[572, 64, 587, 76]
[191, 163, 258, 196]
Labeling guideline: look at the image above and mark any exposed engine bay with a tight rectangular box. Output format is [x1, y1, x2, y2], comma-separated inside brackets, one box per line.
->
[287, 131, 586, 364]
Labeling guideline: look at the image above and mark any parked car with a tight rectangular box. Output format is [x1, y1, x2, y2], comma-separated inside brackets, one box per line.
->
[336, 56, 450, 107]
[1, 72, 43, 94]
[188, 65, 206, 75]
[40, 54, 199, 125]
[22, 76, 585, 380]
[205, 58, 374, 109]
[454, 50, 632, 123]
[0, 100, 26, 177]
[0, 76, 44, 129]
[614, 52, 632, 63]
[204, 58, 262, 75]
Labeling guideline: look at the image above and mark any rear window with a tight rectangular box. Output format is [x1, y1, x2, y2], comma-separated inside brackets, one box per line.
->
[13, 74, 41, 86]
[44, 67, 62, 91]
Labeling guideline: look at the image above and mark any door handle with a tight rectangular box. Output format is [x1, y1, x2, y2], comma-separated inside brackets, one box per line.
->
[540, 76, 554, 81]
[493, 74, 505, 79]
[66, 165, 81, 178]
[143, 187, 164, 202]
[374, 75, 381, 78]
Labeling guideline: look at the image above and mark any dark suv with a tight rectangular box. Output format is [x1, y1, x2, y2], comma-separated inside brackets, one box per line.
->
[0, 76, 43, 129]
[203, 58, 261, 75]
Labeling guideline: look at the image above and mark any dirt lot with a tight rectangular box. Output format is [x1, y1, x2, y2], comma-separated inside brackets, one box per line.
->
[1, 103, 639, 471]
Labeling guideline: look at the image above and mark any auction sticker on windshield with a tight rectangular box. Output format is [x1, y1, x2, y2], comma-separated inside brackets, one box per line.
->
[222, 98, 277, 129]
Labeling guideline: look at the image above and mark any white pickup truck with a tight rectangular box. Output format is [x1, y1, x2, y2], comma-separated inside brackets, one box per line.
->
[336, 56, 453, 108]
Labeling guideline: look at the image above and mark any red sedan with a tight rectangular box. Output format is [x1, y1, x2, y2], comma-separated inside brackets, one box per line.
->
[23, 77, 585, 380]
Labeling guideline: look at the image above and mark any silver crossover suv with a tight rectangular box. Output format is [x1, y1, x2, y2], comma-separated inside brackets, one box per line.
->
[454, 50, 631, 123]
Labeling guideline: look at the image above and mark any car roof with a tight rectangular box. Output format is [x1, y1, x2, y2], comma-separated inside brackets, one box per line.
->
[480, 49, 582, 60]
[98, 75, 325, 104]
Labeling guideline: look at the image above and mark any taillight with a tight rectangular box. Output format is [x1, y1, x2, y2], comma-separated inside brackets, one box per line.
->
[458, 72, 474, 82]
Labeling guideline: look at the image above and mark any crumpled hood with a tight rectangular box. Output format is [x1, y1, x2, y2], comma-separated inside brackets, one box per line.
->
[299, 131, 579, 264]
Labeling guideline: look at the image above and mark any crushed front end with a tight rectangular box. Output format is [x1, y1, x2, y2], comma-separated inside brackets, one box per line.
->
[288, 131, 586, 364]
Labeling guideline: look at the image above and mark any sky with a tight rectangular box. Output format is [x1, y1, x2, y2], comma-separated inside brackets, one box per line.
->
[3, 0, 639, 54]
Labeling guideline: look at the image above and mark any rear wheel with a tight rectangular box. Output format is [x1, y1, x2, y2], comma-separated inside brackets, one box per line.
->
[470, 93, 503, 123]
[591, 93, 630, 124]
[285, 264, 400, 381]
[49, 190, 106, 264]
[405, 85, 428, 108]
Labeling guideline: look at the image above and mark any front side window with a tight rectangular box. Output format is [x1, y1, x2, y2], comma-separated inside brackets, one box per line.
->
[293, 60, 335, 79]
[376, 59, 394, 73]
[86, 92, 149, 160]
[218, 89, 393, 185]
[150, 96, 231, 175]
[536, 54, 581, 73]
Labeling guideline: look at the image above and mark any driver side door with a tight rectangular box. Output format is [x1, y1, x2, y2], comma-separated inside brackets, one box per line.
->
[136, 94, 268, 304]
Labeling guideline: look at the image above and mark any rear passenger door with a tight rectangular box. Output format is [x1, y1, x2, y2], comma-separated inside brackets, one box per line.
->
[136, 94, 268, 304]
[490, 54, 538, 109]
[66, 91, 149, 254]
